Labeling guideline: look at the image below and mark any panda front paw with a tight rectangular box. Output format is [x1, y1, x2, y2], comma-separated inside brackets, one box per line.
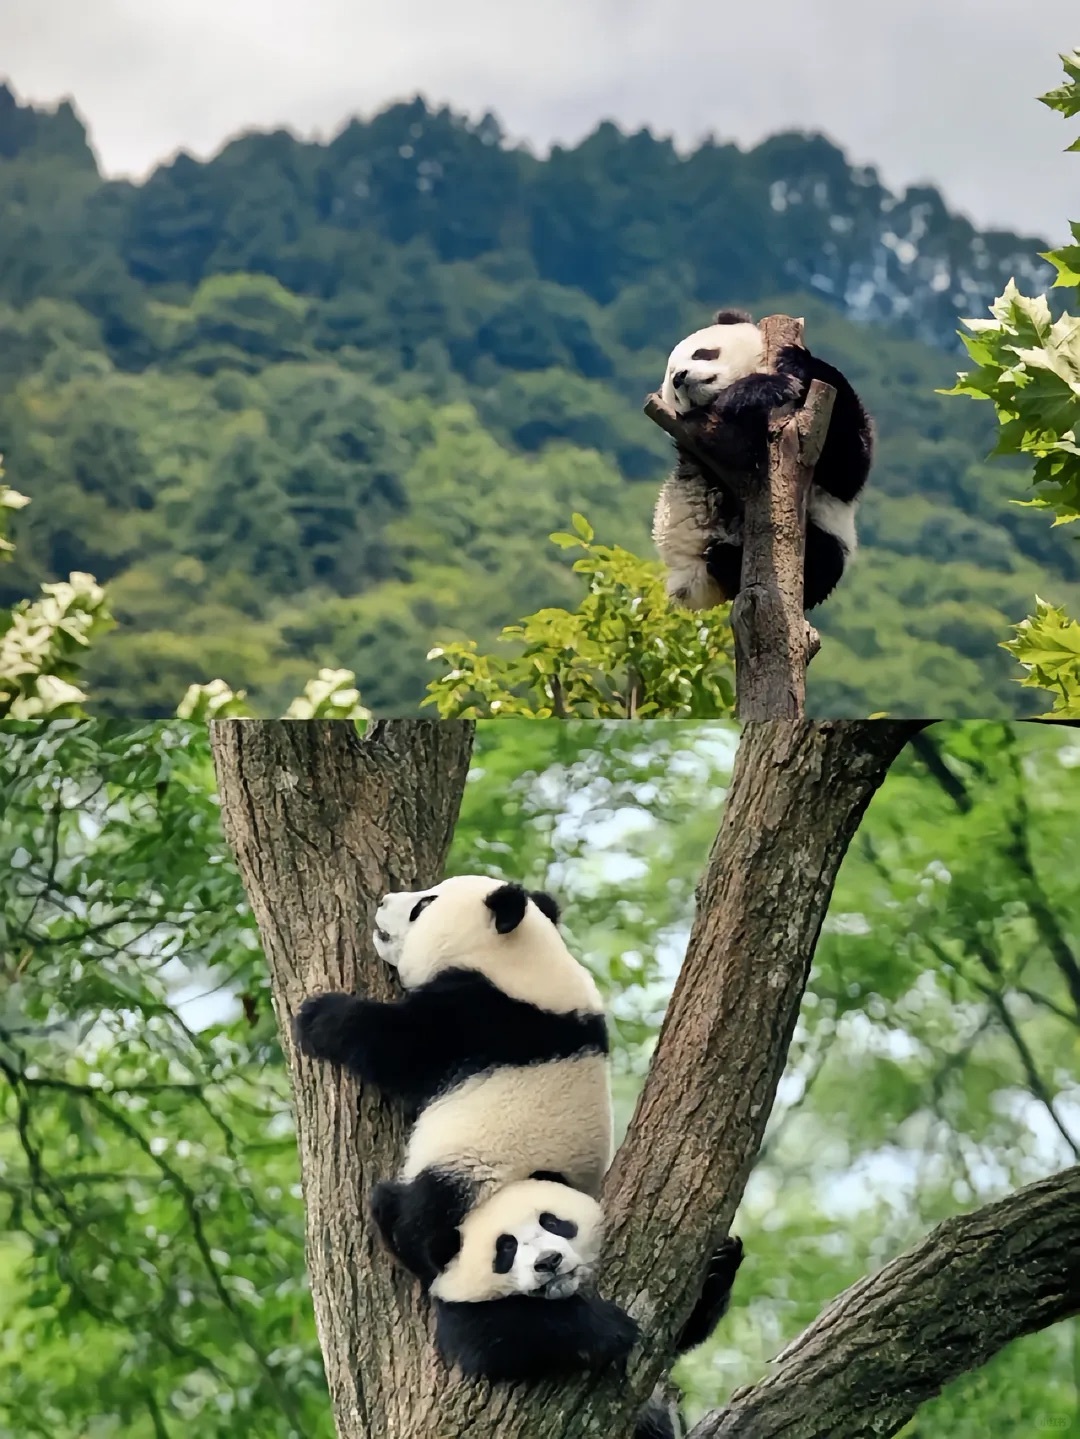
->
[774, 345, 810, 401]
[294, 990, 360, 1064]
[544, 1265, 591, 1300]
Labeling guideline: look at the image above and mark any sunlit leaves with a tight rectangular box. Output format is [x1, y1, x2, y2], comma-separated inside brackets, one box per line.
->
[1038, 49, 1080, 119]
[1001, 597, 1080, 717]
[946, 50, 1080, 714]
[425, 519, 735, 719]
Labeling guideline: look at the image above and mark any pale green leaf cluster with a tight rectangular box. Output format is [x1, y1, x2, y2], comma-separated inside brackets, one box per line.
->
[2, 454, 115, 718]
[947, 51, 1080, 716]
[1000, 596, 1080, 717]
[282, 668, 371, 721]
[948, 283, 1080, 524]
[0, 459, 32, 562]
[177, 669, 371, 722]
[0, 563, 114, 720]
[424, 515, 735, 718]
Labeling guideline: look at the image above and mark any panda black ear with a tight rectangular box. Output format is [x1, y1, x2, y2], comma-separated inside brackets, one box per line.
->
[713, 308, 754, 325]
[529, 890, 560, 926]
[485, 882, 529, 934]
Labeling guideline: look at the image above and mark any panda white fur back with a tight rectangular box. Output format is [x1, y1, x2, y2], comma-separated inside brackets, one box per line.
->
[294, 874, 613, 1287]
[653, 310, 872, 613]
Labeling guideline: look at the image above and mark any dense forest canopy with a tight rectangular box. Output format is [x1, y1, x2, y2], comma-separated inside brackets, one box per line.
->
[0, 82, 1077, 716]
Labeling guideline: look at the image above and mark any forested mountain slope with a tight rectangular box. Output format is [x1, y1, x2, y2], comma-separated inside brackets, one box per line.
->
[0, 83, 1075, 715]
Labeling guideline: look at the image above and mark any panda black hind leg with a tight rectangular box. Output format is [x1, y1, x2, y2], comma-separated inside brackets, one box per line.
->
[802, 353, 873, 505]
[632, 1236, 744, 1439]
[703, 539, 744, 606]
[675, 1235, 744, 1354]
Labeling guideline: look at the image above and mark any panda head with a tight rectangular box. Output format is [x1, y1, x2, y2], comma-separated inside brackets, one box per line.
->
[430, 1179, 604, 1304]
[661, 310, 764, 414]
[372, 874, 600, 1011]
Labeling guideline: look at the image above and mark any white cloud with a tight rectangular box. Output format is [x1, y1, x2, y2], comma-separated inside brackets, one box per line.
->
[1, 0, 1075, 239]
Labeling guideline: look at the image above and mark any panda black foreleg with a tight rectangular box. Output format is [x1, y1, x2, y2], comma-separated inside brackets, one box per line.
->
[802, 355, 872, 505]
[803, 522, 847, 611]
[370, 1169, 477, 1288]
[293, 989, 447, 1102]
[631, 1236, 745, 1439]
[713, 365, 805, 420]
[435, 1290, 640, 1383]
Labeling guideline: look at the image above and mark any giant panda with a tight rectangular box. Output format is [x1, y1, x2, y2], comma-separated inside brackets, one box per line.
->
[430, 1174, 743, 1439]
[652, 309, 873, 613]
[294, 874, 613, 1288]
[430, 1177, 639, 1381]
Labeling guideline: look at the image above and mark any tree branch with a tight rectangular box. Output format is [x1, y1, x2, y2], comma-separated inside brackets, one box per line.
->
[644, 314, 836, 722]
[468, 720, 924, 1438]
[691, 1164, 1080, 1439]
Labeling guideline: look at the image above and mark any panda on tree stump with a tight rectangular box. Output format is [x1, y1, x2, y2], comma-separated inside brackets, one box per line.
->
[652, 309, 874, 613]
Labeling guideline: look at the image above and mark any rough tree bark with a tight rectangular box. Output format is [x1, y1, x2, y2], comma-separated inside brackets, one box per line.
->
[209, 719, 475, 1439]
[212, 718, 1079, 1439]
[693, 1163, 1080, 1438]
[644, 313, 835, 723]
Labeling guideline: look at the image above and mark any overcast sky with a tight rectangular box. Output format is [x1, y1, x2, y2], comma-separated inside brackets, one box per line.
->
[1, 0, 1075, 241]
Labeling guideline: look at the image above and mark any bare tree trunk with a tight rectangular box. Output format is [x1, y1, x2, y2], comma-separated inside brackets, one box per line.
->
[209, 718, 474, 1439]
[692, 1164, 1080, 1439]
[644, 313, 834, 722]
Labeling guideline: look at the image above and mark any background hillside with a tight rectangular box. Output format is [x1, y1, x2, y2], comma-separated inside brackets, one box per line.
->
[1, 83, 1076, 716]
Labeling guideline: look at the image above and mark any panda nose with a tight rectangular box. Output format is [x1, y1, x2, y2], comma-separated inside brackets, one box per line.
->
[672, 369, 688, 389]
[534, 1250, 562, 1275]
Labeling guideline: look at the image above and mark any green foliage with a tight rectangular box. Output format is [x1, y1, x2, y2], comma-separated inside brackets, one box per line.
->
[177, 670, 371, 722]
[948, 283, 1080, 525]
[1001, 597, 1080, 717]
[0, 452, 369, 721]
[0, 461, 30, 560]
[0, 458, 114, 719]
[946, 52, 1080, 718]
[2, 720, 1078, 1437]
[425, 517, 735, 717]
[0, 722, 323, 1439]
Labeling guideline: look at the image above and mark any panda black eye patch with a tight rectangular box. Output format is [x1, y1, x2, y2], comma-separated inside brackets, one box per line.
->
[539, 1212, 578, 1240]
[409, 895, 437, 922]
[493, 1234, 518, 1273]
[691, 347, 720, 361]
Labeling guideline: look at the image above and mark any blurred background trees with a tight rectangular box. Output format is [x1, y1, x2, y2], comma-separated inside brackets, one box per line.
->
[1, 717, 1077, 1437]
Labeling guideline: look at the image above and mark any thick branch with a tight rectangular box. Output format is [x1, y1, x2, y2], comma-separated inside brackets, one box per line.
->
[645, 314, 834, 722]
[692, 1164, 1080, 1439]
[497, 720, 926, 1437]
[209, 719, 474, 1439]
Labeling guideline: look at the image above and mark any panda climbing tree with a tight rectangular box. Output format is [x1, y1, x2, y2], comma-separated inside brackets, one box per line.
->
[210, 719, 1080, 1439]
[645, 308, 874, 724]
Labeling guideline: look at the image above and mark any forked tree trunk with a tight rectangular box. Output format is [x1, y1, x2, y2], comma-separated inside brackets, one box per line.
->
[210, 719, 474, 1437]
[211, 718, 1080, 1439]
